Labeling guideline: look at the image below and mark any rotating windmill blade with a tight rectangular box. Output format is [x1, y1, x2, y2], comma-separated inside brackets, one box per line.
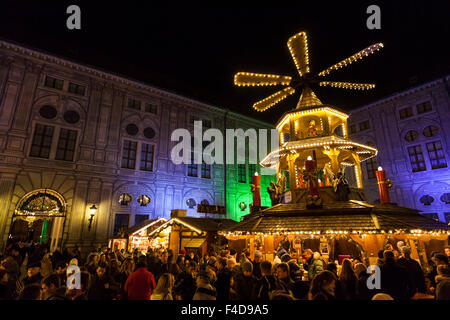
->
[318, 43, 384, 76]
[287, 31, 310, 76]
[234, 31, 383, 112]
[319, 81, 376, 90]
[234, 72, 292, 87]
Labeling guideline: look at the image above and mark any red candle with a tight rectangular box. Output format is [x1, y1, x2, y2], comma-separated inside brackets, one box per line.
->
[252, 172, 261, 206]
[375, 167, 390, 204]
[305, 156, 316, 172]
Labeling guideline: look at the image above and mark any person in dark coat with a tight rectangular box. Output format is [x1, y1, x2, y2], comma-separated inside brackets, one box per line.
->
[325, 262, 345, 300]
[354, 263, 373, 300]
[234, 261, 257, 300]
[396, 246, 426, 298]
[379, 250, 409, 300]
[88, 262, 113, 300]
[41, 274, 67, 300]
[214, 257, 232, 301]
[0, 270, 13, 300]
[154, 251, 170, 282]
[174, 260, 197, 300]
[253, 261, 287, 300]
[252, 250, 263, 279]
[23, 261, 43, 287]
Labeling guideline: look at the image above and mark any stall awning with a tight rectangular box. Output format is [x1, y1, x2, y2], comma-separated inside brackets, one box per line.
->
[223, 202, 450, 235]
[181, 238, 206, 249]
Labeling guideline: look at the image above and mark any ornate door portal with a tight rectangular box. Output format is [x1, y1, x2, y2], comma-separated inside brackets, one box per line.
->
[9, 189, 66, 252]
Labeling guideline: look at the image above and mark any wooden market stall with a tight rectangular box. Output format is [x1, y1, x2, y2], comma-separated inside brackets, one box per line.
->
[148, 210, 238, 256]
[222, 201, 449, 268]
[108, 217, 167, 252]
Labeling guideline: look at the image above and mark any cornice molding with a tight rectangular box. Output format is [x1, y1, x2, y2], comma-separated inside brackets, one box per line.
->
[352, 76, 449, 114]
[0, 40, 274, 129]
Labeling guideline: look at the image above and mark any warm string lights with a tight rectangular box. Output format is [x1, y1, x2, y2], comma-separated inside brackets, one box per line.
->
[276, 107, 349, 129]
[318, 43, 384, 76]
[234, 32, 383, 113]
[222, 229, 450, 237]
[354, 164, 362, 188]
[260, 139, 378, 167]
[253, 87, 295, 112]
[319, 81, 376, 90]
[234, 72, 292, 87]
[287, 31, 310, 76]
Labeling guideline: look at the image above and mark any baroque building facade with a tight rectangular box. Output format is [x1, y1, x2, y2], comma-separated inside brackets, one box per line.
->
[0, 41, 274, 252]
[348, 76, 450, 223]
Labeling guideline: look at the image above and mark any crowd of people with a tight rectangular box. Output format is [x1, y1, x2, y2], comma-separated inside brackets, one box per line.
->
[1, 239, 449, 300]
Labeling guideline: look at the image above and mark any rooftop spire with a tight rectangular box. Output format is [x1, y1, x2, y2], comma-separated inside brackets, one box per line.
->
[296, 86, 323, 109]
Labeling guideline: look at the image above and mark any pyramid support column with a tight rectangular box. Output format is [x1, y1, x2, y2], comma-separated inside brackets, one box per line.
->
[322, 148, 340, 173]
[352, 153, 363, 188]
[288, 154, 297, 191]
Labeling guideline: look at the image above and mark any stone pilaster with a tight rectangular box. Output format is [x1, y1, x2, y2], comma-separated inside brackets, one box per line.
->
[11, 61, 42, 132]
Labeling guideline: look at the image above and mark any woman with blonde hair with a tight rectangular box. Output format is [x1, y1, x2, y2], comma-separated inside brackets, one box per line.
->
[150, 273, 174, 300]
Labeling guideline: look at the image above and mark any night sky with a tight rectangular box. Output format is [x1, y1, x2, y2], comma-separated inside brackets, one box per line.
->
[0, 2, 448, 124]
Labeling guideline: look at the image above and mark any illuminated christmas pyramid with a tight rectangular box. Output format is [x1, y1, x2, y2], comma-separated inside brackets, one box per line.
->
[235, 31, 383, 205]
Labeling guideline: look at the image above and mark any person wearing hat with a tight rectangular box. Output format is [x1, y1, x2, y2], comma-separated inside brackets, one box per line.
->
[252, 250, 263, 279]
[234, 261, 257, 300]
[23, 261, 43, 287]
[397, 246, 426, 298]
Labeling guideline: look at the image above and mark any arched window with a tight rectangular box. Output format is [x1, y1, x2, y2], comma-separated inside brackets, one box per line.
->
[39, 105, 58, 119]
[137, 195, 151, 206]
[119, 193, 132, 205]
[423, 125, 438, 137]
[126, 124, 139, 136]
[419, 195, 434, 206]
[405, 130, 418, 142]
[63, 110, 80, 124]
[186, 198, 196, 208]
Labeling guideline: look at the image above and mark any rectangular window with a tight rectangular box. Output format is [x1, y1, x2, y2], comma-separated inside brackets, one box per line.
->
[187, 152, 198, 177]
[349, 125, 357, 134]
[426, 141, 447, 169]
[416, 101, 432, 114]
[30, 124, 54, 158]
[238, 164, 246, 183]
[44, 76, 63, 90]
[408, 145, 426, 172]
[201, 162, 211, 179]
[113, 214, 130, 235]
[359, 120, 370, 131]
[365, 157, 377, 179]
[145, 103, 158, 114]
[248, 164, 257, 183]
[127, 98, 141, 111]
[121, 140, 137, 169]
[68, 82, 86, 96]
[55, 128, 77, 161]
[140, 143, 154, 171]
[135, 214, 149, 226]
[399, 107, 413, 119]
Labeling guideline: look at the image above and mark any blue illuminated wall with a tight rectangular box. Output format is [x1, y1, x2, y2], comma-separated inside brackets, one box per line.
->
[348, 76, 450, 223]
